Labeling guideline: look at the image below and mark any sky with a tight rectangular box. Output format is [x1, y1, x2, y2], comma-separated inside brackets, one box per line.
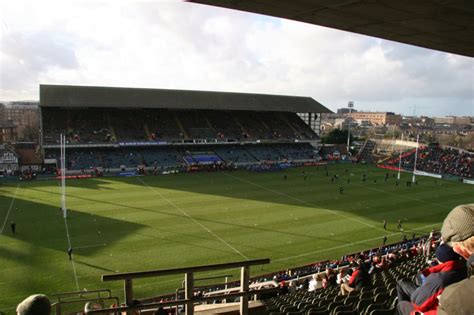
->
[0, 0, 473, 117]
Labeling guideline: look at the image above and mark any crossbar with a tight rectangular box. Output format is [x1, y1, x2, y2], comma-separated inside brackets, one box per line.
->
[102, 258, 269, 281]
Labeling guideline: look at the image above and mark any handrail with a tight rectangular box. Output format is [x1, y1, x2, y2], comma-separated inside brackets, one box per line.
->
[50, 289, 119, 315]
[52, 288, 112, 299]
[98, 258, 270, 315]
[86, 287, 279, 314]
[102, 258, 269, 281]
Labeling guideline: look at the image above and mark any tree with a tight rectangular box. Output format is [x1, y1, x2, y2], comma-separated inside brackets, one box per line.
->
[321, 128, 354, 144]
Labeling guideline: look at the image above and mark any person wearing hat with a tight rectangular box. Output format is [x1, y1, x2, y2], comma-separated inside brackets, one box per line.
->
[437, 204, 474, 315]
[16, 294, 51, 315]
[396, 243, 467, 315]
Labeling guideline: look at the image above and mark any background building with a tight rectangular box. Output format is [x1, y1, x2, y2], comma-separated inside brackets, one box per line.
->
[0, 101, 39, 142]
[0, 144, 19, 173]
[347, 111, 402, 126]
[337, 108, 358, 115]
[434, 116, 471, 125]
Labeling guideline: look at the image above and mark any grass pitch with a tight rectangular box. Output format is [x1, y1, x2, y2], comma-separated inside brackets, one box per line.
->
[0, 164, 472, 311]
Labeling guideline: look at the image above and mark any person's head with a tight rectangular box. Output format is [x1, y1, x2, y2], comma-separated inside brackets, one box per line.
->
[441, 204, 474, 260]
[435, 243, 461, 263]
[16, 294, 51, 315]
[350, 262, 358, 271]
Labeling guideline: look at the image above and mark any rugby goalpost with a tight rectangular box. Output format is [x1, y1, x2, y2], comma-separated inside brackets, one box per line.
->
[60, 133, 67, 219]
[412, 133, 419, 183]
[397, 133, 403, 180]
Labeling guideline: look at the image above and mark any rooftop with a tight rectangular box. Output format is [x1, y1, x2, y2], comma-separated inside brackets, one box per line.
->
[39, 85, 331, 113]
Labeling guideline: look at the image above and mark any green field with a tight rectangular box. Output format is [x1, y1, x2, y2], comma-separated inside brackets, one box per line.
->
[0, 164, 472, 312]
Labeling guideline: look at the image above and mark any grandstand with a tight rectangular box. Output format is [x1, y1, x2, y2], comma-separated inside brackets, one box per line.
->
[40, 85, 330, 172]
[380, 143, 473, 179]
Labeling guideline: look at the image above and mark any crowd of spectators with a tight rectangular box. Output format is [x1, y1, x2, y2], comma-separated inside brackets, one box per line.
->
[256, 233, 437, 290]
[414, 144, 472, 178]
[45, 143, 319, 171]
[386, 143, 473, 179]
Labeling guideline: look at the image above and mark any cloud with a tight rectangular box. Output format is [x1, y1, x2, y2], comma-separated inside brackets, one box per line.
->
[0, 0, 472, 116]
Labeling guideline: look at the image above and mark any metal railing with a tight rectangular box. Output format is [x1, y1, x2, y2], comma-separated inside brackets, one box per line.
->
[51, 289, 119, 314]
[86, 258, 270, 315]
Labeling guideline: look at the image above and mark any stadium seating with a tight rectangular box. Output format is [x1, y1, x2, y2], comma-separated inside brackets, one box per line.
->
[382, 143, 473, 178]
[141, 147, 182, 167]
[42, 108, 68, 144]
[213, 145, 258, 163]
[357, 140, 376, 163]
[144, 109, 184, 140]
[45, 143, 319, 171]
[178, 110, 216, 139]
[109, 110, 147, 141]
[286, 113, 319, 140]
[260, 112, 298, 139]
[42, 108, 318, 144]
[233, 111, 273, 140]
[68, 108, 112, 144]
[276, 143, 319, 160]
[262, 255, 426, 315]
[206, 110, 243, 139]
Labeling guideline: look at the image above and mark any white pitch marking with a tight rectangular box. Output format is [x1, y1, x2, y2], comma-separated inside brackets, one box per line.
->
[223, 173, 386, 232]
[57, 181, 80, 291]
[366, 186, 453, 209]
[274, 223, 440, 263]
[64, 217, 80, 291]
[119, 223, 441, 294]
[137, 177, 249, 260]
[0, 184, 20, 234]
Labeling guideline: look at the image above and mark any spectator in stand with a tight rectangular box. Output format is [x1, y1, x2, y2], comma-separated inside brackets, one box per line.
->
[396, 243, 467, 315]
[336, 268, 350, 285]
[288, 281, 297, 294]
[16, 294, 51, 315]
[279, 281, 289, 295]
[340, 259, 370, 295]
[308, 274, 323, 292]
[325, 267, 337, 286]
[437, 204, 474, 315]
[369, 255, 389, 274]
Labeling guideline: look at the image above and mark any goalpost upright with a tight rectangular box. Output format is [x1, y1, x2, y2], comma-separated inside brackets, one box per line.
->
[397, 133, 403, 180]
[412, 133, 420, 183]
[60, 133, 67, 218]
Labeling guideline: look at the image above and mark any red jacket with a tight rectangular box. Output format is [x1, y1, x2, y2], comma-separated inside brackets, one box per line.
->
[410, 260, 466, 314]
